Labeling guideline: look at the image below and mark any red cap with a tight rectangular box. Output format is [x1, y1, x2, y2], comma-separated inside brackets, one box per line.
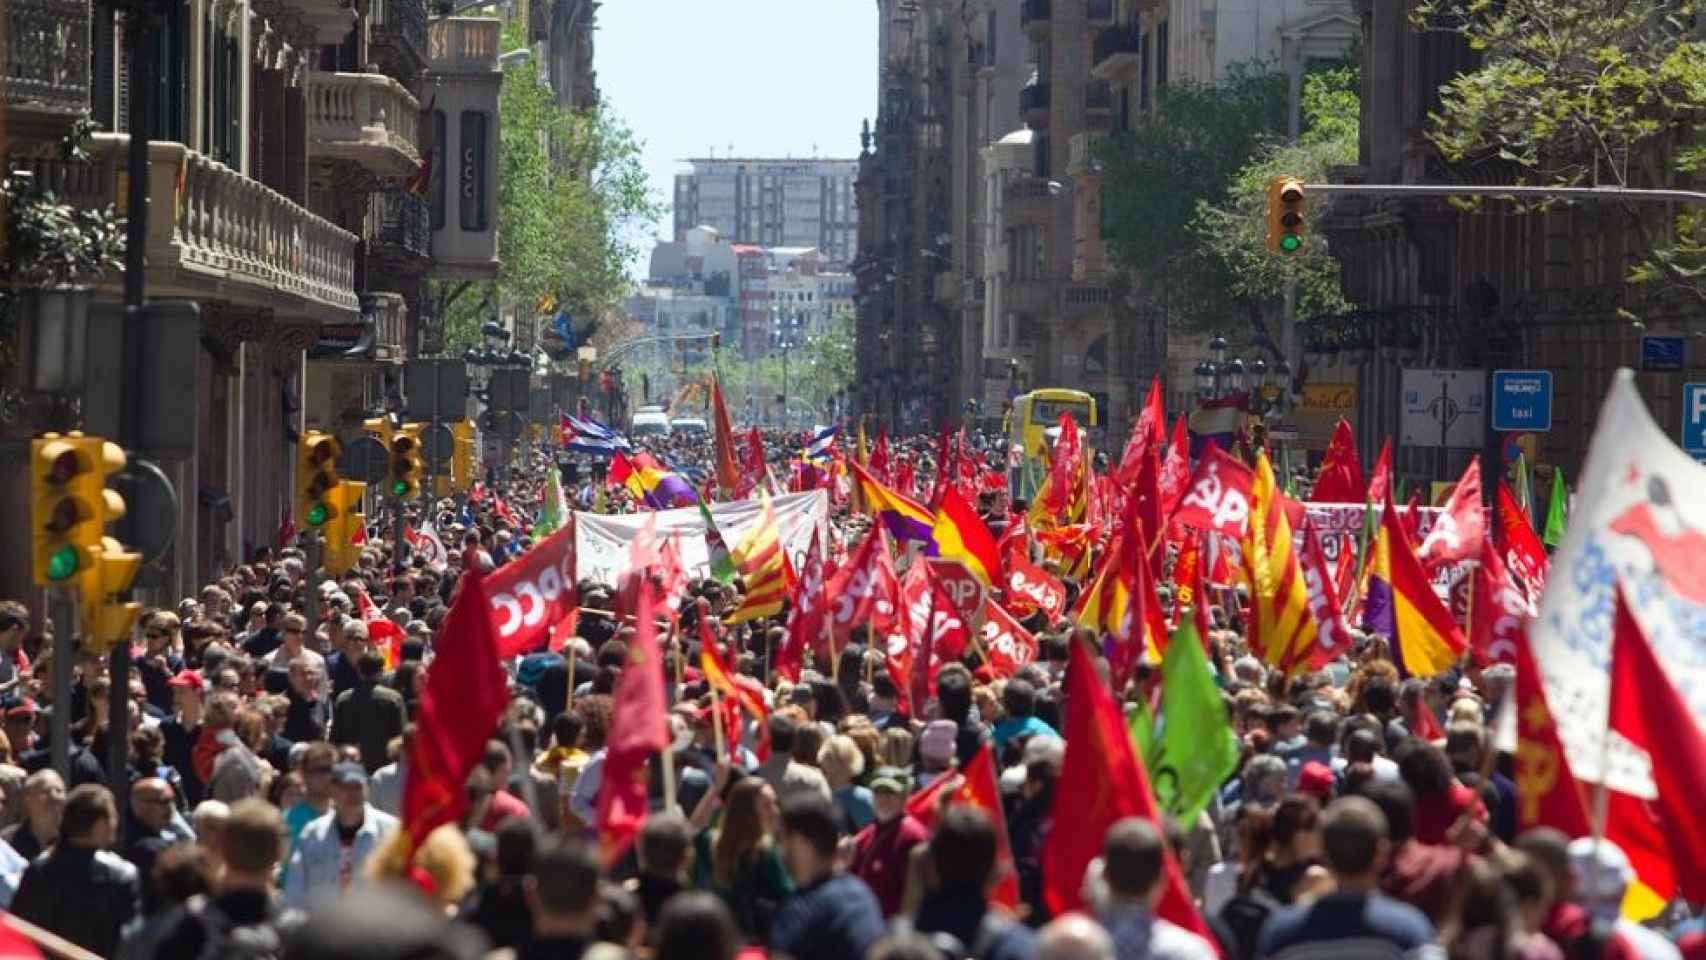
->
[168, 669, 206, 692]
[1297, 760, 1336, 799]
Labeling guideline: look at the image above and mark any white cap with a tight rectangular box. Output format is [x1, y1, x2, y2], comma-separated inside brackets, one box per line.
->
[1567, 837, 1634, 919]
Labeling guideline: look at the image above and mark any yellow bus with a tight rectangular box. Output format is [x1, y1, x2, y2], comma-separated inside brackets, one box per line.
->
[1009, 388, 1097, 498]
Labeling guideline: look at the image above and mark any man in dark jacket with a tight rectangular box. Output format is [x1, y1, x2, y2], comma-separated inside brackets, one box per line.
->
[331, 651, 408, 772]
[912, 807, 1036, 960]
[12, 783, 140, 958]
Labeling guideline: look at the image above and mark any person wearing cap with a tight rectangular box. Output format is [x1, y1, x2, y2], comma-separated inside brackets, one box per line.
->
[2, 700, 38, 757]
[283, 760, 397, 906]
[1565, 837, 1682, 960]
[849, 766, 928, 918]
[160, 668, 209, 806]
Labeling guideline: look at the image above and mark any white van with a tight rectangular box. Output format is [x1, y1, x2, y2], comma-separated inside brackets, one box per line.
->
[670, 417, 709, 437]
[631, 408, 670, 438]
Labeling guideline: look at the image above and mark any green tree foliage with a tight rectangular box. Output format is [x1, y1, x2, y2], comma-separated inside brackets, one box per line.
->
[1097, 62, 1289, 330]
[1192, 65, 1360, 320]
[437, 19, 659, 351]
[1417, 0, 1706, 304]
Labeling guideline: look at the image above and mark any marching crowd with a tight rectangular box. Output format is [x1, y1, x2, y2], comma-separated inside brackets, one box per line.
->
[0, 419, 1698, 960]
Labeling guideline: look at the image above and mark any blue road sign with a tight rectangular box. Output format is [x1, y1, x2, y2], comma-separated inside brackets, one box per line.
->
[1491, 370, 1553, 432]
[1643, 335, 1685, 372]
[1684, 383, 1706, 458]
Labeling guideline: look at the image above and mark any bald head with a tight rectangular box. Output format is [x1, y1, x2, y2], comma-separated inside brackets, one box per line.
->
[1038, 913, 1115, 960]
[131, 777, 174, 830]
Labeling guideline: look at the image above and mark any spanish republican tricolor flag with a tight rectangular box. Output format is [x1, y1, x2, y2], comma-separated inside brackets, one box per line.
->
[725, 492, 787, 624]
[1241, 451, 1318, 669]
[931, 487, 1002, 586]
[850, 459, 936, 546]
[1361, 490, 1466, 677]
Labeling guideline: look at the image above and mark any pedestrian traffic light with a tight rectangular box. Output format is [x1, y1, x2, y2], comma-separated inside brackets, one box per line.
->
[1266, 176, 1306, 254]
[322, 480, 367, 576]
[296, 431, 342, 528]
[387, 423, 425, 500]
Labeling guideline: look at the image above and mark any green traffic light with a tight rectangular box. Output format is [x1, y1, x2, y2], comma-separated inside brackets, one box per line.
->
[392, 479, 408, 497]
[46, 545, 80, 582]
[306, 503, 330, 526]
[1280, 233, 1302, 253]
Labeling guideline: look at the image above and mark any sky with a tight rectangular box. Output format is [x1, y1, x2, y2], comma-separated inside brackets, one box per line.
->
[595, 0, 877, 277]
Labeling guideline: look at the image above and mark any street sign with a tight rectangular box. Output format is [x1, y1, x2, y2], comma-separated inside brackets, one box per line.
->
[1400, 369, 1486, 449]
[1491, 370, 1553, 432]
[927, 558, 988, 626]
[404, 359, 468, 424]
[420, 423, 456, 466]
[341, 435, 389, 484]
[1683, 383, 1706, 459]
[1643, 335, 1685, 372]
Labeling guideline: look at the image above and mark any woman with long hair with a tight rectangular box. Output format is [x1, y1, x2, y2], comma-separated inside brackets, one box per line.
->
[688, 770, 792, 944]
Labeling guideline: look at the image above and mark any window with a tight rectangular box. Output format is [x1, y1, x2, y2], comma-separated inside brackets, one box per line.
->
[459, 111, 489, 231]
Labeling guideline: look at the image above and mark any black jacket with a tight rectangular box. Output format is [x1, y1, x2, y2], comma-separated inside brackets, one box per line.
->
[12, 846, 141, 958]
[331, 683, 407, 772]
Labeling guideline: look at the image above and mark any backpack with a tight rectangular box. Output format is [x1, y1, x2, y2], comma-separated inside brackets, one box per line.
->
[186, 895, 305, 960]
[1218, 886, 1283, 960]
[890, 911, 1020, 960]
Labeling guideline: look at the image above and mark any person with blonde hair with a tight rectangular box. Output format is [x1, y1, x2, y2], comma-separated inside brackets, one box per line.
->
[818, 734, 873, 832]
[365, 822, 477, 915]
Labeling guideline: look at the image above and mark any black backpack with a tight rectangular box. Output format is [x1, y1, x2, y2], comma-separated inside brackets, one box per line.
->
[1218, 886, 1283, 960]
[186, 895, 305, 960]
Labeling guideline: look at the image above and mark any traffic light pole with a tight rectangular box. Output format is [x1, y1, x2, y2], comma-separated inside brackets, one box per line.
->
[394, 505, 407, 577]
[48, 589, 75, 779]
[303, 534, 322, 629]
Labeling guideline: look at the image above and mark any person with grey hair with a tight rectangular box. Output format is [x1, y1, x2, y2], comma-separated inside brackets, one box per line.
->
[1231, 656, 1265, 688]
[1089, 818, 1217, 960]
[1239, 755, 1289, 808]
[1040, 913, 1117, 960]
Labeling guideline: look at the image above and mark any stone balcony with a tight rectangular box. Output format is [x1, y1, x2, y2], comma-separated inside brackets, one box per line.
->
[372, 291, 408, 360]
[1003, 176, 1057, 226]
[2, 0, 91, 138]
[370, 0, 429, 76]
[369, 187, 432, 263]
[1092, 25, 1142, 82]
[428, 17, 501, 74]
[19, 135, 358, 321]
[305, 71, 422, 178]
[1068, 131, 1106, 176]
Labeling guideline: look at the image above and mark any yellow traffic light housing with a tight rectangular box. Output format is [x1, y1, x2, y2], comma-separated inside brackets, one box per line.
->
[31, 434, 98, 585]
[387, 423, 425, 500]
[297, 431, 342, 528]
[1266, 176, 1306, 254]
[322, 480, 367, 576]
[451, 420, 476, 493]
[80, 538, 142, 654]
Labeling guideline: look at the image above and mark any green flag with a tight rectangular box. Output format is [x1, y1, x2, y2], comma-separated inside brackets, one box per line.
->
[1146, 614, 1240, 824]
[532, 468, 567, 540]
[699, 500, 738, 584]
[1511, 451, 1532, 526]
[1543, 467, 1567, 547]
[1128, 697, 1156, 765]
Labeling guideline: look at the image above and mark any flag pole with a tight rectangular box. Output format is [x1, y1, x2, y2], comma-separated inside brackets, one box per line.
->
[659, 747, 678, 812]
[710, 685, 727, 760]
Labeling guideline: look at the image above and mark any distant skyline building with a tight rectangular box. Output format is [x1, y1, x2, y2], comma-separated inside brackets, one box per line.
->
[672, 157, 860, 268]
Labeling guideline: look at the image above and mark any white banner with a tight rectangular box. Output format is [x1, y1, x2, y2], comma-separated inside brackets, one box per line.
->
[1532, 372, 1706, 794]
[573, 491, 831, 587]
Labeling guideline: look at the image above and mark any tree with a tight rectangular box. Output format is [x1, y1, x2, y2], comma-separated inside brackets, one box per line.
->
[1191, 65, 1359, 328]
[1097, 62, 1289, 330]
[1418, 0, 1706, 306]
[434, 19, 659, 352]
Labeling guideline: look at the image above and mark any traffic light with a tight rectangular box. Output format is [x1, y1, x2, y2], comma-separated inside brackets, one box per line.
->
[80, 544, 142, 654]
[296, 431, 341, 529]
[451, 419, 476, 493]
[31, 434, 99, 585]
[1266, 176, 1306, 254]
[322, 480, 367, 576]
[387, 423, 425, 500]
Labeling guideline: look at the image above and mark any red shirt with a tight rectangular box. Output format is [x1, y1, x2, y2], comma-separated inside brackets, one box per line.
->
[1412, 781, 1486, 845]
[850, 814, 928, 917]
[480, 789, 533, 832]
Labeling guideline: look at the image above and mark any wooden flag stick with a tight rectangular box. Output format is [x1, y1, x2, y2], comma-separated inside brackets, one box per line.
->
[710, 685, 727, 760]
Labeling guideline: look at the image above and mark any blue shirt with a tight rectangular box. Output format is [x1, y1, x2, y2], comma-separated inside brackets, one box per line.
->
[991, 715, 1059, 750]
[769, 872, 886, 960]
[1257, 891, 1442, 960]
[834, 785, 875, 832]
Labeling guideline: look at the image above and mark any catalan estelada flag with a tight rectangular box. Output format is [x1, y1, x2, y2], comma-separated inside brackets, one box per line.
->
[1362, 490, 1466, 676]
[850, 459, 935, 545]
[931, 487, 1001, 586]
[725, 492, 786, 623]
[1241, 451, 1318, 669]
[611, 451, 699, 510]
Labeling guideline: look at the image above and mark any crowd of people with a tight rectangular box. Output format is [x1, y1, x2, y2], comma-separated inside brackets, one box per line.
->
[0, 421, 1697, 960]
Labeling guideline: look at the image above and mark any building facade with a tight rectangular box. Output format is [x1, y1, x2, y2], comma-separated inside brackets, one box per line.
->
[673, 157, 860, 270]
[0, 0, 500, 603]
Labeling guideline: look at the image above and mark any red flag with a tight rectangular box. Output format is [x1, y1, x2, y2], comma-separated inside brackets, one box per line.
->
[358, 589, 406, 670]
[1468, 545, 1530, 667]
[929, 427, 954, 509]
[1171, 445, 1255, 539]
[350, 520, 368, 546]
[1311, 419, 1366, 503]
[825, 523, 901, 645]
[1044, 415, 1084, 520]
[904, 745, 1021, 909]
[870, 430, 893, 484]
[1158, 413, 1192, 516]
[1419, 457, 1485, 571]
[1004, 553, 1066, 622]
[1511, 619, 1591, 838]
[596, 577, 670, 864]
[711, 377, 742, 498]
[1366, 439, 1394, 505]
[1610, 585, 1706, 903]
[1400, 489, 1425, 543]
[402, 553, 510, 850]
[978, 598, 1037, 679]
[484, 522, 579, 659]
[1496, 482, 1550, 603]
[777, 530, 828, 681]
[1292, 519, 1353, 672]
[1117, 376, 1167, 484]
[1043, 640, 1213, 943]
[1132, 449, 1165, 574]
